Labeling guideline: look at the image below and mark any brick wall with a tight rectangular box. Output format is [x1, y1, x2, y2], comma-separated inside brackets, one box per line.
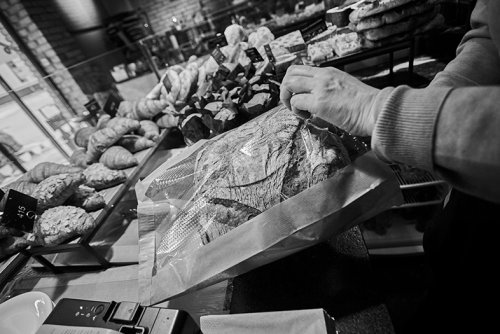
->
[0, 0, 89, 113]
[0, 0, 116, 114]
[136, 0, 202, 33]
[21, 0, 114, 95]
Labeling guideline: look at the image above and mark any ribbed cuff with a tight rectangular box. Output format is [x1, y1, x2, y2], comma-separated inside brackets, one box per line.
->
[371, 85, 453, 170]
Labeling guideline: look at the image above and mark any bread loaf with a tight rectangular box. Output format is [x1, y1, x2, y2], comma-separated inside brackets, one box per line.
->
[32, 173, 85, 213]
[33, 206, 96, 246]
[149, 106, 364, 254]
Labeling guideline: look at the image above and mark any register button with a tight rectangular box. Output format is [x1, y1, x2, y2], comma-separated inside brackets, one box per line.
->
[111, 302, 140, 323]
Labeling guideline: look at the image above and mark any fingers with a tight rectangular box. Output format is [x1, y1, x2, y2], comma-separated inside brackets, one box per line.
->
[280, 70, 317, 109]
[290, 93, 313, 117]
[286, 65, 321, 77]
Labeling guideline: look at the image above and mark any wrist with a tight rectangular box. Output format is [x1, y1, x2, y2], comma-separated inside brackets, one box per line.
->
[366, 87, 394, 135]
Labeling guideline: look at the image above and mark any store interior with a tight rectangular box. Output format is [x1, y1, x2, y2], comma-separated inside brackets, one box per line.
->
[0, 0, 481, 333]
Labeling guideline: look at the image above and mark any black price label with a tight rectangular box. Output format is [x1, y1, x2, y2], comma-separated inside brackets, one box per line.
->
[103, 92, 123, 117]
[244, 47, 264, 63]
[227, 64, 245, 81]
[84, 99, 101, 117]
[264, 44, 276, 64]
[212, 33, 228, 47]
[211, 47, 227, 65]
[1, 189, 37, 232]
[300, 19, 328, 42]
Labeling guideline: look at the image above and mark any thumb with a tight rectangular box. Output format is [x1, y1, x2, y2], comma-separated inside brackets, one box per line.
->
[290, 94, 313, 119]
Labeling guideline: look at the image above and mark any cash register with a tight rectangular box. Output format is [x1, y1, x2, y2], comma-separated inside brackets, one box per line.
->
[36, 298, 201, 334]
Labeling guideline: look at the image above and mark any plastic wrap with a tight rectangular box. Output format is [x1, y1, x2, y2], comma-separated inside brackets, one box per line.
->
[136, 105, 402, 305]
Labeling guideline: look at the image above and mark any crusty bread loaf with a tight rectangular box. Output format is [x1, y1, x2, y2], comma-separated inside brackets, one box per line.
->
[149, 106, 365, 254]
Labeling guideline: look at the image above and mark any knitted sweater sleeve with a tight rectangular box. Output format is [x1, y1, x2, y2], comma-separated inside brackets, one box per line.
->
[371, 0, 500, 203]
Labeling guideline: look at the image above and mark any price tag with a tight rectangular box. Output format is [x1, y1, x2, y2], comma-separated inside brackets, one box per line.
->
[103, 91, 123, 117]
[263, 44, 276, 64]
[84, 99, 101, 118]
[212, 33, 228, 48]
[1, 189, 37, 232]
[211, 47, 227, 65]
[300, 19, 328, 42]
[244, 47, 264, 63]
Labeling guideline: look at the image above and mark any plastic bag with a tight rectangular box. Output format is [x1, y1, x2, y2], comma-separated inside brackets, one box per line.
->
[136, 105, 402, 305]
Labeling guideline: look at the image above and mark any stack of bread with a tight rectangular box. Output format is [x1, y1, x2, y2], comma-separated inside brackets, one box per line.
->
[348, 0, 444, 48]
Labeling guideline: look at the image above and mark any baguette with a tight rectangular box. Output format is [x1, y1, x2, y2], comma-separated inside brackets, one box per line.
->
[99, 146, 138, 170]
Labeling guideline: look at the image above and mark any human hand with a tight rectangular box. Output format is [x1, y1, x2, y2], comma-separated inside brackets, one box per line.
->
[280, 65, 380, 136]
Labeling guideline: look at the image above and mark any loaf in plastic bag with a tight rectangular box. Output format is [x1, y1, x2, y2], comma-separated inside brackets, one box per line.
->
[136, 105, 402, 304]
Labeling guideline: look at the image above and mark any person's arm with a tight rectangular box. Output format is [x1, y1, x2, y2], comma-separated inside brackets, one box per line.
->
[430, 0, 500, 87]
[372, 85, 500, 203]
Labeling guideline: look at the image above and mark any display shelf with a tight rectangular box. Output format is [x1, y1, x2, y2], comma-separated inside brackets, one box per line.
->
[24, 129, 177, 272]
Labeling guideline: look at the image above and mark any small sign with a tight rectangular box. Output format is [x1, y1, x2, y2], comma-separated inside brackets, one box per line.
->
[84, 99, 101, 118]
[263, 44, 276, 64]
[212, 33, 228, 48]
[1, 189, 37, 232]
[211, 47, 227, 65]
[103, 91, 123, 117]
[300, 19, 328, 42]
[244, 47, 264, 63]
[227, 64, 245, 81]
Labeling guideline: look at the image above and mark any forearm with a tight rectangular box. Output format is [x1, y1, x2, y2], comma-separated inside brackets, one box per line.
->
[372, 86, 500, 203]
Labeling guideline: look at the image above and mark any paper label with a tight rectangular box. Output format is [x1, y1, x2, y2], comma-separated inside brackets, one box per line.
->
[211, 33, 228, 47]
[103, 92, 122, 117]
[300, 19, 328, 42]
[36, 324, 121, 334]
[211, 47, 227, 65]
[1, 189, 37, 232]
[84, 99, 101, 118]
[244, 47, 264, 63]
[263, 44, 275, 64]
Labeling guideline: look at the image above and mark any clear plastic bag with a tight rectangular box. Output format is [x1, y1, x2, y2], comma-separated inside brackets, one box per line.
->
[136, 105, 402, 305]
